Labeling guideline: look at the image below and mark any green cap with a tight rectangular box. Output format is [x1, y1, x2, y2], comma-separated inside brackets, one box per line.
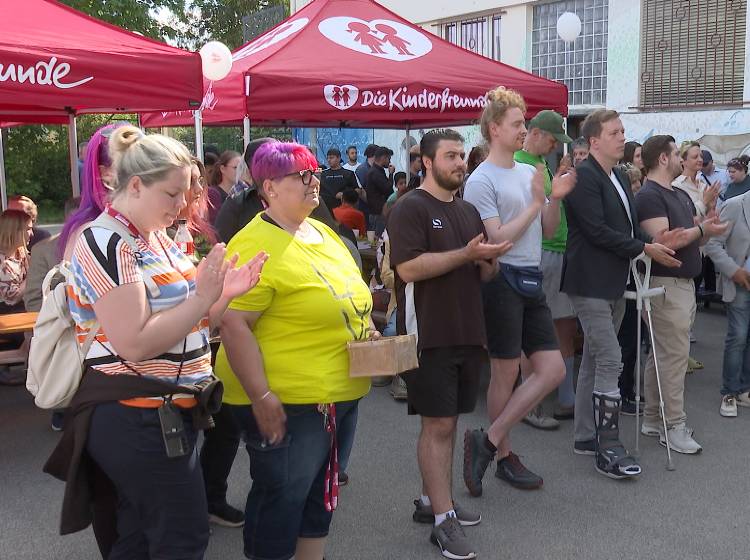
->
[528, 110, 572, 144]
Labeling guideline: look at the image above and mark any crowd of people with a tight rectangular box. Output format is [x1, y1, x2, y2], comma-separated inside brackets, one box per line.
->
[0, 82, 747, 560]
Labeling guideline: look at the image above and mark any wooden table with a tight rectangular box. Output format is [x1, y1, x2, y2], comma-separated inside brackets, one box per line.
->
[0, 312, 38, 335]
[0, 312, 37, 367]
[359, 246, 378, 282]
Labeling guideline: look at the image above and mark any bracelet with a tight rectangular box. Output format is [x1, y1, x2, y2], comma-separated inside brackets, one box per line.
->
[698, 224, 704, 238]
[258, 390, 272, 401]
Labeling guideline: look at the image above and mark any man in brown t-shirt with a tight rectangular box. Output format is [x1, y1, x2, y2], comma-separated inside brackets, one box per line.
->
[388, 130, 511, 560]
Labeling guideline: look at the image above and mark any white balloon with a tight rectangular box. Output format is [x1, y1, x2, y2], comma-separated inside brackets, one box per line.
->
[557, 12, 582, 43]
[200, 41, 233, 81]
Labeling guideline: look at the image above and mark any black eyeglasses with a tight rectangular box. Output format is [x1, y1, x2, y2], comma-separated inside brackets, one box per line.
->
[276, 168, 321, 186]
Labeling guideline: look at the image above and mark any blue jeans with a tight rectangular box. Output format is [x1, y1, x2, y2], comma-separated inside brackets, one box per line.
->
[382, 309, 397, 337]
[722, 286, 750, 395]
[230, 399, 360, 560]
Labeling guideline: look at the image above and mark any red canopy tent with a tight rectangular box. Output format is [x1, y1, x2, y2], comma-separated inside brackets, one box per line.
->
[0, 0, 202, 119]
[0, 0, 204, 205]
[142, 0, 567, 130]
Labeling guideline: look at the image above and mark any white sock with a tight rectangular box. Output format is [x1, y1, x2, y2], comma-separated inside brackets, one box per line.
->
[434, 509, 456, 526]
[420, 494, 431, 506]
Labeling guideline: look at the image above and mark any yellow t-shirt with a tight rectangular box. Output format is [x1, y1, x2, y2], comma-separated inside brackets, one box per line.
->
[214, 214, 372, 405]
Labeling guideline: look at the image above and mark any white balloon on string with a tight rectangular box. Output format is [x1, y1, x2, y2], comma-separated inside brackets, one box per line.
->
[557, 12, 582, 43]
[200, 41, 233, 81]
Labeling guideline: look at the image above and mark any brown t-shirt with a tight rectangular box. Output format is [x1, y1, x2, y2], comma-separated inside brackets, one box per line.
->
[387, 188, 487, 351]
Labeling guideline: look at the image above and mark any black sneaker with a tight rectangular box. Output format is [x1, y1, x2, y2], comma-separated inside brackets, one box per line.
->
[412, 499, 481, 526]
[50, 411, 65, 432]
[495, 452, 543, 490]
[208, 503, 245, 528]
[462, 429, 494, 498]
[430, 516, 477, 559]
[573, 439, 596, 456]
[621, 399, 644, 416]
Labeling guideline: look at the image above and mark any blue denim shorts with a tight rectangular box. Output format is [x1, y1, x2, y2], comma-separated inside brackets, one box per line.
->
[229, 399, 359, 560]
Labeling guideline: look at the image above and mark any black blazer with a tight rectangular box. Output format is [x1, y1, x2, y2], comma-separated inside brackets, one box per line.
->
[561, 155, 652, 299]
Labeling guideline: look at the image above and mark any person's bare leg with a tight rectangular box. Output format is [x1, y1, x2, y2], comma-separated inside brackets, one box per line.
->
[418, 416, 458, 515]
[486, 357, 520, 458]
[295, 537, 326, 560]
[487, 350, 565, 447]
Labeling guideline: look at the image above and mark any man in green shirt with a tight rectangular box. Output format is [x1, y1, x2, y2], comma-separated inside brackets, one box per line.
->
[514, 110, 577, 428]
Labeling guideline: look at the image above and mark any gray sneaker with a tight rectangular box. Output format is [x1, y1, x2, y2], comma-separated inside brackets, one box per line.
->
[659, 423, 702, 454]
[522, 404, 560, 430]
[413, 499, 481, 527]
[430, 516, 477, 559]
[389, 375, 408, 400]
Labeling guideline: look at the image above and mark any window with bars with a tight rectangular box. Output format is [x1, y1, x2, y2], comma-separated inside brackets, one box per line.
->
[532, 0, 609, 106]
[439, 13, 502, 61]
[640, 0, 747, 109]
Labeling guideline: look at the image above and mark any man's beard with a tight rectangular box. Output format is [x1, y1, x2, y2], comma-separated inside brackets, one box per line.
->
[433, 165, 465, 192]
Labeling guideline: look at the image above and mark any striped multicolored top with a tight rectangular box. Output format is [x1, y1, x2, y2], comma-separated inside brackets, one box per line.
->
[67, 223, 212, 387]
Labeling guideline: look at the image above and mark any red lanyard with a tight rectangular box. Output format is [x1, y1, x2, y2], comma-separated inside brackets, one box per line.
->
[319, 403, 339, 512]
[104, 206, 175, 267]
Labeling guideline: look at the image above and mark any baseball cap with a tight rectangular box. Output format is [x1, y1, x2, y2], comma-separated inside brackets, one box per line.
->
[528, 110, 573, 144]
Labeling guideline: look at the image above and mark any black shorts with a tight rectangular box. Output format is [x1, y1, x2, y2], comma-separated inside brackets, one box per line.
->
[481, 271, 559, 359]
[403, 345, 487, 417]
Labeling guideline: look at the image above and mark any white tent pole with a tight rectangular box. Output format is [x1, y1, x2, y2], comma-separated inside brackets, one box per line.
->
[68, 114, 80, 198]
[194, 110, 204, 162]
[243, 116, 251, 150]
[0, 129, 7, 210]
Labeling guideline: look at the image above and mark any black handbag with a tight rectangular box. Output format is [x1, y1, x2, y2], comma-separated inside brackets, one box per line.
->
[500, 263, 544, 298]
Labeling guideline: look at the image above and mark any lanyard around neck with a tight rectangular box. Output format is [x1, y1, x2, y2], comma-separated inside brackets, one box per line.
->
[104, 205, 176, 268]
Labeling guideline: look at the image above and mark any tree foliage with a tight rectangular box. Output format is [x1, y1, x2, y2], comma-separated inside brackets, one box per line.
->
[6, 1, 291, 222]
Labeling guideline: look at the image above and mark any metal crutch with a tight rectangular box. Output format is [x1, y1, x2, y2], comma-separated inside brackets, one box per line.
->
[623, 253, 675, 470]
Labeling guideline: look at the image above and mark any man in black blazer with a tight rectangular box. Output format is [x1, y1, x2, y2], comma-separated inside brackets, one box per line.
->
[561, 109, 680, 480]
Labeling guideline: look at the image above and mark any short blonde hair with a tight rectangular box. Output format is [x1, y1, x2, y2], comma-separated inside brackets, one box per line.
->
[679, 141, 700, 161]
[480, 86, 527, 143]
[108, 126, 193, 194]
[622, 163, 642, 185]
[0, 209, 31, 253]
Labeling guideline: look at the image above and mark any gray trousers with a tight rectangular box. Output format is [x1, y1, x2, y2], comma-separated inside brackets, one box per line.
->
[569, 295, 626, 443]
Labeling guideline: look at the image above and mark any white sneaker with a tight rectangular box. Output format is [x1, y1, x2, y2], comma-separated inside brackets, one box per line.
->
[641, 419, 663, 437]
[736, 391, 750, 408]
[659, 423, 702, 454]
[720, 395, 738, 417]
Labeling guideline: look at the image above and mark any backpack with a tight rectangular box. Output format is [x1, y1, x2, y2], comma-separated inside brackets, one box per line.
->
[26, 213, 140, 409]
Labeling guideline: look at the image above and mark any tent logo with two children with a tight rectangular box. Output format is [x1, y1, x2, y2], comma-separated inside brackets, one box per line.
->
[318, 16, 433, 62]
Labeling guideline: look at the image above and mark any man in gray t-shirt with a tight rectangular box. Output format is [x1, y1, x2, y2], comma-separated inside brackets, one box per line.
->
[464, 160, 541, 267]
[461, 87, 576, 498]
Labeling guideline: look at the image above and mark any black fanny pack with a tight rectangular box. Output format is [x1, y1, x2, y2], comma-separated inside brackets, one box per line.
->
[500, 263, 544, 298]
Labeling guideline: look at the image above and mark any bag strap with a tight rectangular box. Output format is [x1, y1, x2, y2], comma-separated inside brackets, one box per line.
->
[89, 213, 141, 254]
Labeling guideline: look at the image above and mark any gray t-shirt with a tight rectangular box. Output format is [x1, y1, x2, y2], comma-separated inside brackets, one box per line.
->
[464, 160, 542, 267]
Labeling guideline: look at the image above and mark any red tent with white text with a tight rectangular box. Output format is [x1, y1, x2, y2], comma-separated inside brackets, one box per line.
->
[0, 0, 203, 122]
[142, 0, 567, 129]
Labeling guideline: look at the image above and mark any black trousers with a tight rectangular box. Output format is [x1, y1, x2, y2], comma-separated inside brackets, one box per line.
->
[618, 298, 639, 401]
[199, 403, 241, 509]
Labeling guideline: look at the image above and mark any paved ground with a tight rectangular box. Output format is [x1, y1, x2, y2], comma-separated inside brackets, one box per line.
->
[1, 305, 748, 560]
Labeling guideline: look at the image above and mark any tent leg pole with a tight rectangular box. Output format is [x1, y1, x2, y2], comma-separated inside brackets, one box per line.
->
[68, 114, 80, 198]
[194, 110, 204, 162]
[243, 117, 251, 150]
[405, 124, 411, 182]
[563, 117, 569, 157]
[0, 129, 7, 210]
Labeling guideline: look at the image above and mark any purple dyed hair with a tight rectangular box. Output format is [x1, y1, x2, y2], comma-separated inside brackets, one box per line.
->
[251, 141, 319, 190]
[58, 123, 127, 257]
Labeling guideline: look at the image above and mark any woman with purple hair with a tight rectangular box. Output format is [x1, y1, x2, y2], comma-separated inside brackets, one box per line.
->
[215, 141, 380, 560]
[58, 123, 126, 259]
